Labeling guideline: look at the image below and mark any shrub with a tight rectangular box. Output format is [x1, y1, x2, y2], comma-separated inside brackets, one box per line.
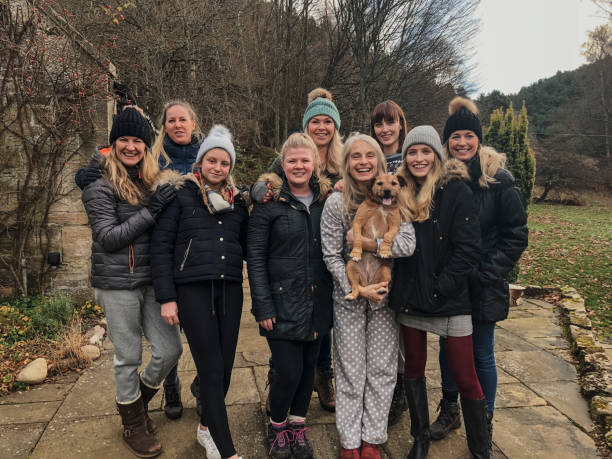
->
[30, 294, 76, 338]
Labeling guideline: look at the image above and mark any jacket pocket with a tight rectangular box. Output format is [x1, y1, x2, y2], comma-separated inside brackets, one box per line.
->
[179, 239, 193, 271]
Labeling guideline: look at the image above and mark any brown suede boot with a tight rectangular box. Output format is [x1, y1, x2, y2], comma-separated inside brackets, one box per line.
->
[139, 378, 159, 435]
[314, 369, 335, 412]
[116, 397, 162, 458]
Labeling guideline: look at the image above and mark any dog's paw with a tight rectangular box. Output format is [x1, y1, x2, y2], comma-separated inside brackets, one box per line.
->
[376, 287, 388, 294]
[345, 292, 358, 301]
[350, 249, 362, 261]
[379, 246, 392, 258]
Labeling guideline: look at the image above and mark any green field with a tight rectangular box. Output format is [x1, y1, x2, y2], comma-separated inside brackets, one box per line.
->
[519, 192, 612, 342]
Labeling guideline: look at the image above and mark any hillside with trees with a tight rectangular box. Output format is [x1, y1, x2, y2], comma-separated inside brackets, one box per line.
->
[477, 23, 611, 200]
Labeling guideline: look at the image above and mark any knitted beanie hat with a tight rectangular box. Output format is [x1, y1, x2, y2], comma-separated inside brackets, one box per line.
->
[196, 125, 236, 170]
[109, 107, 152, 148]
[302, 88, 341, 131]
[402, 125, 446, 162]
[442, 96, 482, 144]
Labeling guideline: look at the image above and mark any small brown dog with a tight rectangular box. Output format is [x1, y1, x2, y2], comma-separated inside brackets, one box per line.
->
[345, 174, 404, 301]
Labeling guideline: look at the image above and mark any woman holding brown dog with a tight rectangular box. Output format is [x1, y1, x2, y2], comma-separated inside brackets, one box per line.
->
[389, 125, 489, 459]
[321, 133, 415, 459]
[248, 133, 334, 459]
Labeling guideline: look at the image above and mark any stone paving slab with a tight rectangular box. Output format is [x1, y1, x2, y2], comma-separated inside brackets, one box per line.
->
[496, 349, 578, 383]
[0, 400, 61, 425]
[493, 406, 599, 459]
[0, 422, 46, 459]
[0, 383, 72, 405]
[495, 383, 547, 408]
[529, 380, 594, 433]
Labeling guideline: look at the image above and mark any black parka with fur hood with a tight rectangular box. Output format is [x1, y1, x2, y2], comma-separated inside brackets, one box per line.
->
[248, 173, 333, 341]
[389, 159, 481, 317]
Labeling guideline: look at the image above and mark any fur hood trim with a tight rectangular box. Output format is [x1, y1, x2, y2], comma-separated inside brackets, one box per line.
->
[152, 169, 187, 190]
[438, 158, 469, 186]
[256, 172, 331, 203]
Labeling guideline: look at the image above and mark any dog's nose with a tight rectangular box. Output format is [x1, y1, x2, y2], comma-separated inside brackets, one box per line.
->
[383, 189, 392, 197]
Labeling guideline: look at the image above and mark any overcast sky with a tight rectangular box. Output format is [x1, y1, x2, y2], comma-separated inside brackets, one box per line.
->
[474, 0, 610, 96]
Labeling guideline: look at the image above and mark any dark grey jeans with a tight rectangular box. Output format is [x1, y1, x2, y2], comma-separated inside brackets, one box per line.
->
[95, 286, 183, 403]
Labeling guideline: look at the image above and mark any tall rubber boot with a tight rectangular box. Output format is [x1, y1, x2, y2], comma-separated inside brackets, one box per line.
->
[404, 377, 430, 459]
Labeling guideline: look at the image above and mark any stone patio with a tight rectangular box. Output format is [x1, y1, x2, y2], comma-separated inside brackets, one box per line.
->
[0, 287, 601, 458]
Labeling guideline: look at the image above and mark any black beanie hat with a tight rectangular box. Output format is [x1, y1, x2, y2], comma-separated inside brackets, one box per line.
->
[442, 96, 482, 144]
[109, 107, 152, 148]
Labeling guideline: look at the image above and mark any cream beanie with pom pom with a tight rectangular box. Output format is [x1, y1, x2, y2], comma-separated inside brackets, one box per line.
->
[196, 125, 236, 170]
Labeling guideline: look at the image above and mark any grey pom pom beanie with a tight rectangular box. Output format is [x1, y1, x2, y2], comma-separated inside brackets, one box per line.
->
[401, 125, 446, 162]
[196, 125, 236, 170]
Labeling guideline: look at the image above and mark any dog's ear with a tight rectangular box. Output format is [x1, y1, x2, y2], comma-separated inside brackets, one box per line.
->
[397, 175, 408, 187]
[368, 177, 377, 190]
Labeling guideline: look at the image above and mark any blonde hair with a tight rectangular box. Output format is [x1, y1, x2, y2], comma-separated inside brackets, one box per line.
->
[341, 133, 387, 217]
[280, 133, 321, 178]
[104, 143, 160, 205]
[303, 118, 343, 177]
[193, 149, 236, 201]
[152, 100, 202, 167]
[397, 156, 443, 222]
[442, 144, 507, 188]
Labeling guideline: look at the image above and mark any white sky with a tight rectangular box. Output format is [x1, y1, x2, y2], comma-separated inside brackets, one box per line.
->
[474, 0, 610, 95]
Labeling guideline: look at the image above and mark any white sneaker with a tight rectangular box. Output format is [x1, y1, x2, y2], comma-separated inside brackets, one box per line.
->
[196, 425, 222, 459]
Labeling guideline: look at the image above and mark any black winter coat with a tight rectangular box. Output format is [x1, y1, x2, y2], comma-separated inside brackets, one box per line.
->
[465, 153, 528, 322]
[389, 160, 481, 317]
[151, 179, 249, 304]
[248, 174, 333, 341]
[82, 170, 183, 290]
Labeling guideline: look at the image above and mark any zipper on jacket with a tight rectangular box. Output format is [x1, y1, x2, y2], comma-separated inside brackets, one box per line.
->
[179, 238, 193, 271]
[128, 244, 135, 274]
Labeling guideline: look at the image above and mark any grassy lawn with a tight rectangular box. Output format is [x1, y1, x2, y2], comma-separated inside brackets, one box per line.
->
[519, 192, 612, 342]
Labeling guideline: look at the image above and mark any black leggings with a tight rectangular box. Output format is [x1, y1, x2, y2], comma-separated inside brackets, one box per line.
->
[267, 337, 321, 422]
[178, 281, 243, 459]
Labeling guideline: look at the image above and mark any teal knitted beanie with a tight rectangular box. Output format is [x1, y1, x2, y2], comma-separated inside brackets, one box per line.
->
[302, 88, 341, 131]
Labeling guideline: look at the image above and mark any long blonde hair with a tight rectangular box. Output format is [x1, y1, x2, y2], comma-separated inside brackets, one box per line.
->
[152, 100, 202, 167]
[397, 155, 443, 223]
[341, 133, 387, 217]
[104, 144, 160, 205]
[442, 144, 507, 188]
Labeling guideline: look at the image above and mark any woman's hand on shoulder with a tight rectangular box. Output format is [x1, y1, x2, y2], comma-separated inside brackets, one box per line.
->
[359, 281, 389, 304]
[161, 301, 179, 325]
[258, 317, 276, 331]
[346, 228, 377, 252]
[334, 179, 344, 192]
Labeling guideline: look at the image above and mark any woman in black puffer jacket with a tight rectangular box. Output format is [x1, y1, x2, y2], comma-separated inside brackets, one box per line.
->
[430, 97, 528, 453]
[248, 133, 333, 459]
[151, 125, 248, 459]
[82, 107, 183, 458]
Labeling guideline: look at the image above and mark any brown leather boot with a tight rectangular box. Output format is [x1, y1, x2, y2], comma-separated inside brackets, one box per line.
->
[139, 378, 159, 434]
[116, 397, 162, 458]
[314, 369, 336, 412]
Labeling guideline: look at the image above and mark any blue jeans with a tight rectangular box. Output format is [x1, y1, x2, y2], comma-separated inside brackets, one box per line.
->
[439, 319, 496, 412]
[269, 331, 333, 374]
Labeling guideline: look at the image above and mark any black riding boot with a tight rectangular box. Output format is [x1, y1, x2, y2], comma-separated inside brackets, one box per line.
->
[461, 397, 490, 459]
[163, 365, 183, 420]
[404, 377, 430, 459]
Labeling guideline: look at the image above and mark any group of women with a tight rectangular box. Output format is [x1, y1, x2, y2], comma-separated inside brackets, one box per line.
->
[79, 88, 527, 459]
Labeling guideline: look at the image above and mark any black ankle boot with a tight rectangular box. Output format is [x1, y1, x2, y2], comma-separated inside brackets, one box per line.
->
[429, 398, 461, 440]
[163, 365, 183, 420]
[404, 377, 430, 459]
[190, 374, 202, 417]
[461, 397, 490, 459]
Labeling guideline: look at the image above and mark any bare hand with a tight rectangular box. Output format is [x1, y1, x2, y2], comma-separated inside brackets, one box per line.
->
[263, 184, 273, 203]
[334, 179, 344, 192]
[259, 317, 276, 331]
[346, 228, 377, 252]
[359, 282, 389, 304]
[161, 301, 180, 326]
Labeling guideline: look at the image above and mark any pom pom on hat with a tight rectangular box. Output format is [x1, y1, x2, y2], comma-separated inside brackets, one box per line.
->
[443, 96, 482, 144]
[196, 124, 236, 170]
[302, 87, 341, 131]
[307, 88, 333, 104]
